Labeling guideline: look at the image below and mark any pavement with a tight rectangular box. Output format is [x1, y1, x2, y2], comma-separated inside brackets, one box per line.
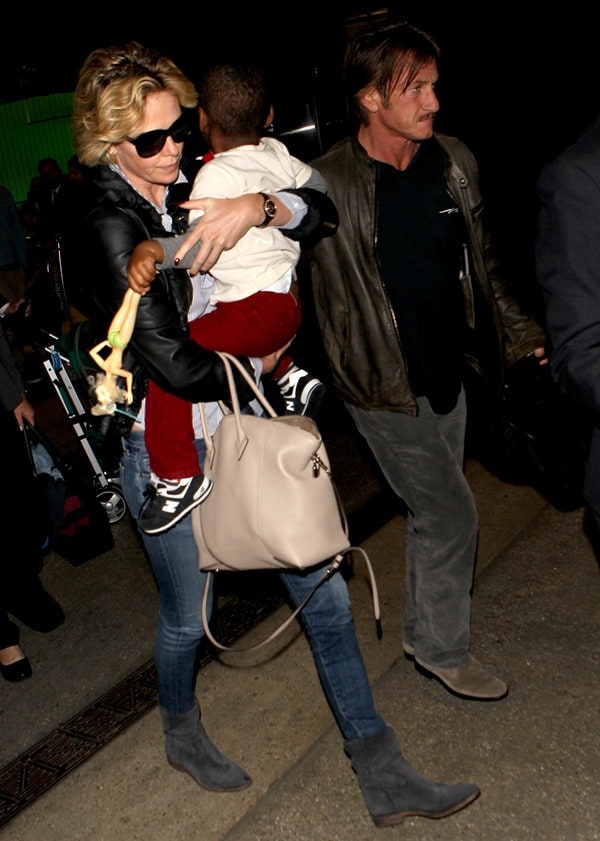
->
[0, 376, 599, 841]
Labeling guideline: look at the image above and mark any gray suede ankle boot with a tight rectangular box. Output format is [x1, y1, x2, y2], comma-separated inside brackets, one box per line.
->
[344, 726, 480, 828]
[159, 702, 252, 792]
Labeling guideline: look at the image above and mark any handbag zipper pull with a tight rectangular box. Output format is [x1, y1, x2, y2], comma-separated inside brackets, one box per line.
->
[312, 453, 331, 477]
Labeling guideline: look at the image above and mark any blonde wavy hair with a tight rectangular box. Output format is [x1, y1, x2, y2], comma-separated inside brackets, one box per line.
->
[73, 41, 198, 167]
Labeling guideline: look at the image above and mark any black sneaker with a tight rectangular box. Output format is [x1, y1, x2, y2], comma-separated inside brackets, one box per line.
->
[138, 473, 213, 535]
[276, 364, 326, 418]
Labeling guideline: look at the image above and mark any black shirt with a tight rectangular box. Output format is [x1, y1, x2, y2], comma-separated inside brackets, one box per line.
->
[376, 138, 467, 414]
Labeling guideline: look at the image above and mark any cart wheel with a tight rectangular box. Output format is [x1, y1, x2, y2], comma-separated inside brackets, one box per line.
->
[96, 483, 128, 524]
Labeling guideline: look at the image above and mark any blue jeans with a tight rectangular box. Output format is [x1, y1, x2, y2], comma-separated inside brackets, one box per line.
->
[120, 429, 385, 741]
[346, 388, 478, 669]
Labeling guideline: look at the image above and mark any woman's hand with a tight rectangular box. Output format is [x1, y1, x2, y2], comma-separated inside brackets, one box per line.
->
[4, 297, 26, 316]
[14, 395, 35, 432]
[175, 194, 291, 274]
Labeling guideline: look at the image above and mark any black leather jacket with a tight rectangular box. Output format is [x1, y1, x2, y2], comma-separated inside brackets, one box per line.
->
[311, 134, 546, 414]
[84, 163, 338, 433]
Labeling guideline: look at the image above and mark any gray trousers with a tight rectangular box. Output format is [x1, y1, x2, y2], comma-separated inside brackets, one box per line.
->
[346, 387, 477, 668]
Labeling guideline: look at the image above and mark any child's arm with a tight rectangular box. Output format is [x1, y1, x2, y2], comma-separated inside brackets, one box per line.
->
[126, 227, 205, 296]
[127, 240, 167, 295]
[155, 223, 203, 272]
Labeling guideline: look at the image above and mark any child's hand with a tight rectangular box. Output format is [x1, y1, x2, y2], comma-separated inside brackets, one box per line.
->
[127, 241, 165, 295]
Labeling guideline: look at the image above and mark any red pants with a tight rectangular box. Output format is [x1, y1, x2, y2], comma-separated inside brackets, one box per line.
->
[145, 288, 301, 479]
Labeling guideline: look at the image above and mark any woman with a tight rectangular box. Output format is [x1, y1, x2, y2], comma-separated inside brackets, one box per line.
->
[0, 321, 64, 683]
[72, 41, 479, 829]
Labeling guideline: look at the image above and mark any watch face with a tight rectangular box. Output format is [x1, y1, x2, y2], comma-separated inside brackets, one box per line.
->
[259, 194, 277, 226]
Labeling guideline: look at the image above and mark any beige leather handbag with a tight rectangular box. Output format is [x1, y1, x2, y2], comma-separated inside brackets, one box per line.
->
[192, 351, 379, 651]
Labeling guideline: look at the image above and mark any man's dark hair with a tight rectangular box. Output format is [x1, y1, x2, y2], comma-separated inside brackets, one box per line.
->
[197, 63, 272, 137]
[343, 21, 441, 121]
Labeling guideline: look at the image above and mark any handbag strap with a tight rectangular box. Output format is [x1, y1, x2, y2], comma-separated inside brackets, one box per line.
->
[199, 351, 280, 464]
[201, 546, 381, 653]
[22, 418, 37, 473]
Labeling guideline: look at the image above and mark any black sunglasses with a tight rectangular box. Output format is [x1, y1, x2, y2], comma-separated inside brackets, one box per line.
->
[125, 114, 191, 158]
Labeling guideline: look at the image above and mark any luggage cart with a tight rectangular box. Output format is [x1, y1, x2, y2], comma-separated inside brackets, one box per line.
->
[37, 329, 129, 524]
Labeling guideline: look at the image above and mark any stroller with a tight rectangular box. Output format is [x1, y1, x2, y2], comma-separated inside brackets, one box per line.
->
[29, 238, 129, 525]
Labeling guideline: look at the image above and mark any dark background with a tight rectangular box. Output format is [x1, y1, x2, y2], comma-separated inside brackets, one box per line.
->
[3, 5, 598, 312]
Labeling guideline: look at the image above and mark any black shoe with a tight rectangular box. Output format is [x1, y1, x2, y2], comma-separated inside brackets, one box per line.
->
[1, 656, 33, 682]
[276, 364, 326, 418]
[138, 473, 213, 535]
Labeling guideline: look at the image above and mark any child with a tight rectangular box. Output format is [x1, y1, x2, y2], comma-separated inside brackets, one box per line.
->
[127, 63, 327, 535]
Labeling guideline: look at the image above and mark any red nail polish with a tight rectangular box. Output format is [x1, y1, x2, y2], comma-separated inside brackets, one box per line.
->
[174, 257, 180, 265]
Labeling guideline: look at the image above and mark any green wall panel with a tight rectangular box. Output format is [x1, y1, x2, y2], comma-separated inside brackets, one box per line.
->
[0, 93, 75, 206]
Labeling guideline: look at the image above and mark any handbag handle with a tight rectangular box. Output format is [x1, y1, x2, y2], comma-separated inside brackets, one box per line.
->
[218, 350, 279, 418]
[201, 546, 380, 653]
[199, 351, 280, 464]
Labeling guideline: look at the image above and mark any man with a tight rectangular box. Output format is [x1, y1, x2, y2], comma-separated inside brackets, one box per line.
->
[309, 21, 546, 700]
[535, 115, 600, 536]
[36, 157, 69, 245]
